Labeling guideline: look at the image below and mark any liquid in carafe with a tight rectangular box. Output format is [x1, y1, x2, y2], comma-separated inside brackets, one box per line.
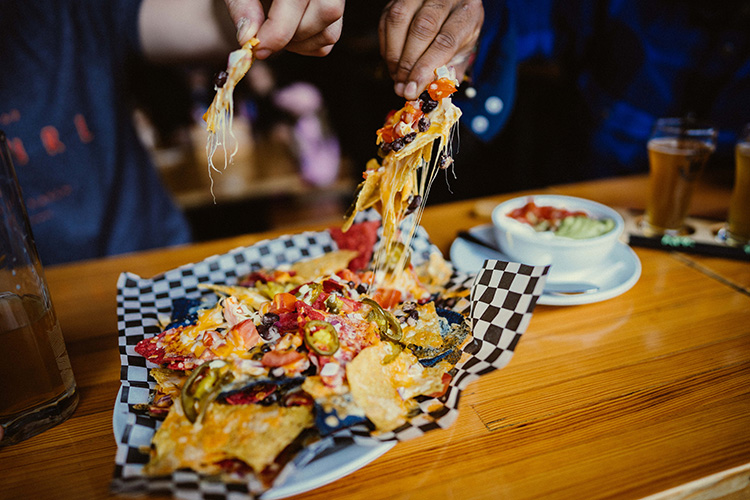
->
[0, 292, 76, 419]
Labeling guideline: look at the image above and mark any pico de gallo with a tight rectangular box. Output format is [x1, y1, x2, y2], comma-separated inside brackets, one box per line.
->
[507, 199, 616, 238]
[376, 77, 458, 153]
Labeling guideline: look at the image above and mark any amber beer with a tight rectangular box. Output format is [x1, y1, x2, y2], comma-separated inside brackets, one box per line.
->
[0, 293, 78, 445]
[726, 139, 750, 245]
[644, 119, 716, 235]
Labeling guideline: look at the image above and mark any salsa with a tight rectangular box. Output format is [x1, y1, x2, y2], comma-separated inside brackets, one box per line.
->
[507, 200, 615, 239]
[507, 200, 587, 232]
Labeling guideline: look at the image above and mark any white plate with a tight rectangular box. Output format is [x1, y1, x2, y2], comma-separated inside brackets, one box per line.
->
[112, 387, 395, 499]
[450, 224, 641, 306]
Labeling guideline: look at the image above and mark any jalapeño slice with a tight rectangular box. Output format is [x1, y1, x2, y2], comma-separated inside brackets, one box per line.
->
[362, 297, 402, 343]
[181, 360, 234, 423]
[303, 320, 340, 356]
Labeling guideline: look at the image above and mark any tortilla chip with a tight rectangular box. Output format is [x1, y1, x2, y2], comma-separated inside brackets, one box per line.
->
[346, 342, 444, 432]
[150, 367, 185, 400]
[290, 250, 359, 282]
[401, 302, 444, 350]
[145, 399, 314, 477]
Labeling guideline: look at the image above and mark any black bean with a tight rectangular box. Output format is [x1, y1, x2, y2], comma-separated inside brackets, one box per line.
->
[439, 152, 451, 169]
[421, 100, 438, 113]
[419, 90, 438, 113]
[403, 132, 417, 144]
[390, 137, 405, 151]
[214, 70, 228, 88]
[418, 116, 431, 132]
[262, 312, 280, 327]
[258, 323, 278, 341]
[406, 195, 422, 215]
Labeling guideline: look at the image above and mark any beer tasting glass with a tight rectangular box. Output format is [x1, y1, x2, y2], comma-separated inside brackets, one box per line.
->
[0, 131, 78, 446]
[723, 124, 750, 247]
[642, 117, 717, 236]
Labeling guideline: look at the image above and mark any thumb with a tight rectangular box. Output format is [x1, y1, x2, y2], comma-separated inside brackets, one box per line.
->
[224, 0, 264, 44]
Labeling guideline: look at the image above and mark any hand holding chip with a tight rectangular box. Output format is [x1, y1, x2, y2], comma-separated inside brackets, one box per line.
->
[224, 0, 345, 58]
[379, 0, 485, 100]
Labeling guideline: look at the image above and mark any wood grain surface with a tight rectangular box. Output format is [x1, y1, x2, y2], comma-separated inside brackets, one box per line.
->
[2, 175, 748, 500]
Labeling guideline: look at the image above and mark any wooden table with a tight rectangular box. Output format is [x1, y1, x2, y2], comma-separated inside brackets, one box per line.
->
[3, 174, 749, 500]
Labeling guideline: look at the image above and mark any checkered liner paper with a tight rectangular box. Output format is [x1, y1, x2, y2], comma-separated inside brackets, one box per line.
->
[111, 217, 549, 499]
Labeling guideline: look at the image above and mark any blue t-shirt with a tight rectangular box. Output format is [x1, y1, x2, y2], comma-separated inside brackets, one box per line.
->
[0, 0, 191, 266]
[457, 0, 750, 177]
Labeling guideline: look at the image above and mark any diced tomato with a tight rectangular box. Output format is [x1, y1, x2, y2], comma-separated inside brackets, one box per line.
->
[428, 372, 453, 398]
[322, 279, 343, 293]
[271, 292, 297, 313]
[338, 295, 363, 313]
[310, 292, 328, 311]
[296, 301, 326, 323]
[276, 311, 299, 331]
[335, 268, 359, 284]
[378, 125, 396, 144]
[508, 200, 587, 227]
[401, 102, 419, 125]
[231, 318, 260, 348]
[261, 350, 305, 367]
[224, 384, 277, 405]
[427, 77, 457, 101]
[372, 288, 402, 310]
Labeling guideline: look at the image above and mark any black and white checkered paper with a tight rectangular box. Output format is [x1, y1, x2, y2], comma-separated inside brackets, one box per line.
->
[111, 220, 548, 499]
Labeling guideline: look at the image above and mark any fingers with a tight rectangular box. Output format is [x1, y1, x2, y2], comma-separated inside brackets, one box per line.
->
[285, 16, 343, 56]
[381, 0, 484, 100]
[255, 0, 344, 58]
[405, 0, 483, 97]
[379, 0, 424, 81]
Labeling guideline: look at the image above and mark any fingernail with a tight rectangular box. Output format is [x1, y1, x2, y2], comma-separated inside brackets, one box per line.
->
[394, 82, 405, 96]
[236, 17, 256, 44]
[405, 81, 418, 99]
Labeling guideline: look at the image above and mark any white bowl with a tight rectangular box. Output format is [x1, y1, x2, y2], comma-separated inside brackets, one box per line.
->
[490, 194, 625, 274]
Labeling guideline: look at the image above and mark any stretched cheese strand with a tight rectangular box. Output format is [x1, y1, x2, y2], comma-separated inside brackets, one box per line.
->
[371, 116, 458, 290]
[203, 38, 259, 201]
[351, 69, 460, 292]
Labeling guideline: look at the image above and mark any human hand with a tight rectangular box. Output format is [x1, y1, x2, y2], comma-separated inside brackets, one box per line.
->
[224, 0, 345, 59]
[379, 0, 484, 100]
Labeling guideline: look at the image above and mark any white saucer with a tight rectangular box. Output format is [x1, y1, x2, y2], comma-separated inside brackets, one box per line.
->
[450, 224, 642, 306]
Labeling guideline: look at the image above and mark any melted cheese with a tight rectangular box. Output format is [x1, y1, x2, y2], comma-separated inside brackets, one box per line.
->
[145, 398, 313, 476]
[202, 38, 259, 200]
[343, 67, 461, 292]
[159, 297, 259, 361]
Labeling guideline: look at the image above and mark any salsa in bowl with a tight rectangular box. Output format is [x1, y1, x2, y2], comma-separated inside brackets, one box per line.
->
[490, 195, 624, 274]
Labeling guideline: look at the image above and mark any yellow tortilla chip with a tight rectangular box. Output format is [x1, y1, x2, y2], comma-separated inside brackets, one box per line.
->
[401, 302, 444, 350]
[289, 250, 359, 282]
[346, 342, 444, 432]
[145, 399, 313, 477]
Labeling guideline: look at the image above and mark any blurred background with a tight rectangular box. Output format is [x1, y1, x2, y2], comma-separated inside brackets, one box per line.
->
[128, 2, 741, 243]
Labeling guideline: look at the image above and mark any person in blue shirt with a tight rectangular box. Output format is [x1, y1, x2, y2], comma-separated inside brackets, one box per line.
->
[379, 0, 750, 199]
[0, 0, 345, 265]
